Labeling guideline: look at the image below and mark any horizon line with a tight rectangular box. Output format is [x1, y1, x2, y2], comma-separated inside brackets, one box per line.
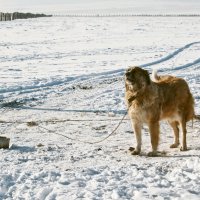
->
[54, 13, 200, 17]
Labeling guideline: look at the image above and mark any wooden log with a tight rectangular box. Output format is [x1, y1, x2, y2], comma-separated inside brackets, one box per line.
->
[0, 12, 11, 21]
[0, 136, 10, 149]
[2, 13, 5, 21]
[12, 12, 52, 20]
[0, 12, 52, 21]
[5, 13, 12, 21]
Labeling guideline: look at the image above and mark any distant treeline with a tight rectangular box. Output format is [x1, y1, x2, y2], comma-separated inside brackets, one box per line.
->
[0, 12, 52, 21]
[56, 14, 200, 17]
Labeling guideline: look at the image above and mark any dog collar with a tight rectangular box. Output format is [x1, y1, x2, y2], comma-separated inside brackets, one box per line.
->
[128, 95, 137, 103]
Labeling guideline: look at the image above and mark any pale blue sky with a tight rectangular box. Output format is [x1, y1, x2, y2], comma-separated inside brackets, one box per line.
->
[1, 0, 200, 14]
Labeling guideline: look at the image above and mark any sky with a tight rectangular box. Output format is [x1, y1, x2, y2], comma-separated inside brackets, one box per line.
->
[0, 0, 200, 15]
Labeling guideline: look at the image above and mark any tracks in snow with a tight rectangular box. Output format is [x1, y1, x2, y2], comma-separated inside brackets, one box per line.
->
[1, 41, 200, 109]
[140, 41, 200, 69]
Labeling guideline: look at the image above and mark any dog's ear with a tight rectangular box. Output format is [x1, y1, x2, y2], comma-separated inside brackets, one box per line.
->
[144, 70, 151, 85]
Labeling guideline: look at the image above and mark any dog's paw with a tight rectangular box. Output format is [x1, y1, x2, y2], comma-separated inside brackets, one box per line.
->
[129, 147, 140, 155]
[180, 146, 187, 151]
[170, 143, 179, 148]
[129, 147, 135, 152]
[131, 150, 140, 155]
[147, 151, 158, 157]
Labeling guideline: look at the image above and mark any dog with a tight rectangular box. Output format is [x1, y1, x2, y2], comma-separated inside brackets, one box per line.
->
[125, 66, 195, 156]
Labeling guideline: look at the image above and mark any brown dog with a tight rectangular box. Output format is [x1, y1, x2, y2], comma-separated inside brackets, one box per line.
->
[125, 66, 194, 156]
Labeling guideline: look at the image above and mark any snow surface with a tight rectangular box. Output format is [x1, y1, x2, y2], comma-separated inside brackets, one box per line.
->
[0, 16, 200, 199]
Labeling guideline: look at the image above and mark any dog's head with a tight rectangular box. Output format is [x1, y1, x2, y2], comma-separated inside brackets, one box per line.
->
[125, 66, 151, 94]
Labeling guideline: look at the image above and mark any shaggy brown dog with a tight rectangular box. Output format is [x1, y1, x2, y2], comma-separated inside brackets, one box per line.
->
[125, 66, 194, 156]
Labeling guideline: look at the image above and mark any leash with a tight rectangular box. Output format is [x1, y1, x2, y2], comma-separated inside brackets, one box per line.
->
[37, 111, 128, 144]
[0, 109, 129, 144]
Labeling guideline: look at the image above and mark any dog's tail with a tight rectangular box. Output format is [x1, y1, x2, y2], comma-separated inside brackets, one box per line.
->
[151, 69, 160, 82]
[194, 114, 200, 120]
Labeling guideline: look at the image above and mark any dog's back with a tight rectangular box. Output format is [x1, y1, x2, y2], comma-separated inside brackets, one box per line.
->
[152, 69, 194, 122]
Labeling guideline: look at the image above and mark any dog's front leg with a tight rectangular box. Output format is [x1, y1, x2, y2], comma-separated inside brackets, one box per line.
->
[130, 119, 142, 155]
[148, 121, 159, 156]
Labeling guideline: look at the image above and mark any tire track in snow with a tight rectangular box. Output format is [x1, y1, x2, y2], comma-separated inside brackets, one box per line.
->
[19, 106, 126, 114]
[0, 69, 124, 97]
[1, 42, 200, 97]
[171, 57, 200, 71]
[140, 41, 200, 68]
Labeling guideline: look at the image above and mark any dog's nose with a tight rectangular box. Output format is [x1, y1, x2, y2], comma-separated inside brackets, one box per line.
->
[125, 71, 131, 76]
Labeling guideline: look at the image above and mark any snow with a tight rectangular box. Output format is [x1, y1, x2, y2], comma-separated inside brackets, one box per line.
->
[0, 16, 200, 199]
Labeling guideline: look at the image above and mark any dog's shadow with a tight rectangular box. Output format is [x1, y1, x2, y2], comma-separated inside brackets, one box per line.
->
[157, 148, 200, 158]
[167, 154, 200, 158]
[128, 147, 200, 158]
[9, 144, 36, 153]
[170, 147, 200, 158]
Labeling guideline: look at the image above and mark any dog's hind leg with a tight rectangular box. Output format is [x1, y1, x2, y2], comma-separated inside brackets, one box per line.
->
[169, 121, 180, 148]
[180, 118, 187, 151]
[130, 120, 142, 155]
[147, 121, 160, 156]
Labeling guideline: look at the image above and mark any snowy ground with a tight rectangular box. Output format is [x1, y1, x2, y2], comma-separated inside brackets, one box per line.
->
[0, 16, 200, 199]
